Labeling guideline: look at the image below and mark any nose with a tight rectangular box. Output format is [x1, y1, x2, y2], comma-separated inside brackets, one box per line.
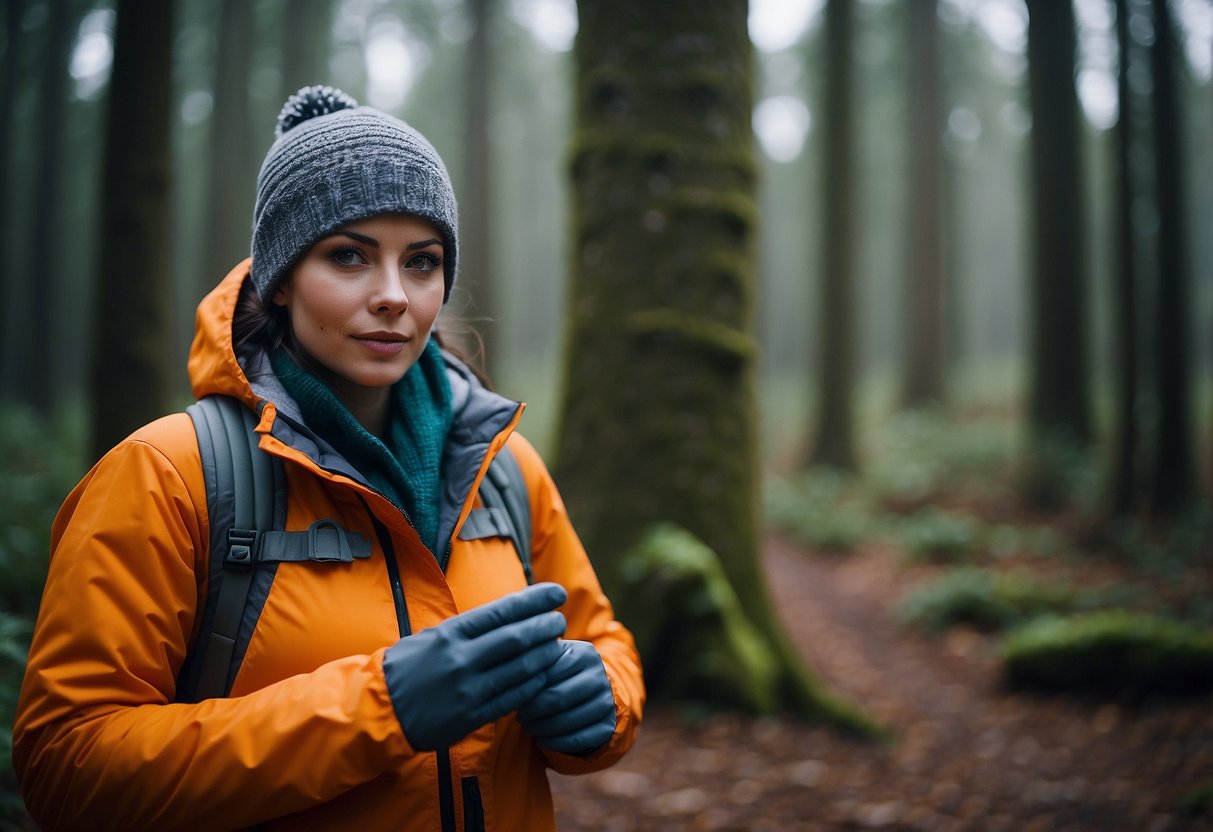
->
[369, 267, 409, 314]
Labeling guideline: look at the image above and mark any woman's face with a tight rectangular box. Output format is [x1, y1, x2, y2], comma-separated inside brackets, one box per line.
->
[273, 214, 446, 394]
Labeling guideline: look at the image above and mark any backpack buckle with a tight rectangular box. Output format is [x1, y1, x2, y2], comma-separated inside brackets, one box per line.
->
[226, 528, 258, 571]
[308, 519, 354, 563]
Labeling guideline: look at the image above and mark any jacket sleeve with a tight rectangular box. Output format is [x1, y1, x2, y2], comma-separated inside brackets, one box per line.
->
[11, 416, 412, 832]
[505, 434, 646, 776]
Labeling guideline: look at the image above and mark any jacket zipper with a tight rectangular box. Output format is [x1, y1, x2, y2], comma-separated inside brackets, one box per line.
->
[366, 507, 455, 832]
[367, 509, 410, 636]
[462, 776, 485, 832]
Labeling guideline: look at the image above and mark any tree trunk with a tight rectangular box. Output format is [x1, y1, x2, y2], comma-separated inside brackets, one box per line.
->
[279, 0, 332, 103]
[205, 0, 255, 285]
[901, 0, 945, 408]
[90, 0, 174, 461]
[556, 0, 867, 726]
[0, 0, 26, 400]
[26, 0, 74, 414]
[1145, 0, 1196, 515]
[808, 0, 860, 470]
[462, 0, 495, 375]
[1023, 0, 1091, 503]
[1103, 0, 1139, 517]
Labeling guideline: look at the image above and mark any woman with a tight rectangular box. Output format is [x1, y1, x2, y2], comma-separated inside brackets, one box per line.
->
[13, 86, 644, 831]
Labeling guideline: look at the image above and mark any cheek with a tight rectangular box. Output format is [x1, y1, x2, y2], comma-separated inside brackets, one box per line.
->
[413, 285, 446, 330]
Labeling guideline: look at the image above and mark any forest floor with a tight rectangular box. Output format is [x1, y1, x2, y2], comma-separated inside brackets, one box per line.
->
[550, 533, 1213, 832]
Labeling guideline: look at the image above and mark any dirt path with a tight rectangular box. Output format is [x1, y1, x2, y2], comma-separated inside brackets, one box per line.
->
[550, 535, 1213, 831]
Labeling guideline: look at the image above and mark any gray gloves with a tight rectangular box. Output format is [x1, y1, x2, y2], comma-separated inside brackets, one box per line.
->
[516, 639, 617, 756]
[384, 583, 568, 751]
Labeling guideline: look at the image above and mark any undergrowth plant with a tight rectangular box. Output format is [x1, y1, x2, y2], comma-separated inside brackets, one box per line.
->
[1002, 610, 1213, 698]
[0, 613, 32, 821]
[0, 405, 84, 616]
[0, 404, 84, 820]
[765, 468, 874, 554]
[897, 568, 1141, 633]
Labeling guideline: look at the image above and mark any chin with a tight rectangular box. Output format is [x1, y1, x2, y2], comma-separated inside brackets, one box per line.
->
[354, 361, 416, 389]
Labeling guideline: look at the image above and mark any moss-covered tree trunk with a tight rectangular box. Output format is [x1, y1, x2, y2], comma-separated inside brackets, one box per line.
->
[808, 0, 859, 470]
[90, 0, 173, 461]
[555, 0, 867, 727]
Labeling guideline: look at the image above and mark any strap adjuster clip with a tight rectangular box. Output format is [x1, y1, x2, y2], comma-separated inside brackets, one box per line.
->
[226, 529, 258, 571]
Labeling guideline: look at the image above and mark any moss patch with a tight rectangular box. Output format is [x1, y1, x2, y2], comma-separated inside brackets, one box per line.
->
[1001, 611, 1213, 698]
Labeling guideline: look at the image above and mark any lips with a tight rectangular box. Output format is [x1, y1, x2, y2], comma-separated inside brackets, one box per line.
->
[353, 332, 409, 354]
[355, 331, 408, 342]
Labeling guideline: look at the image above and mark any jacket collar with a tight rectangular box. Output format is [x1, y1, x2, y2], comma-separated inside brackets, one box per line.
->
[188, 260, 523, 554]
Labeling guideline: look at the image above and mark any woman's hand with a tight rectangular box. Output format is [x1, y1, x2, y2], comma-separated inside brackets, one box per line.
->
[384, 583, 568, 751]
[517, 639, 617, 756]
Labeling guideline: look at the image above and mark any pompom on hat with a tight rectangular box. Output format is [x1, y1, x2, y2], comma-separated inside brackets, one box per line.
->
[251, 85, 459, 303]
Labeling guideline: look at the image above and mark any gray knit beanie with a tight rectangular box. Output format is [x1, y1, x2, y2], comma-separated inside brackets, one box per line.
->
[251, 85, 459, 303]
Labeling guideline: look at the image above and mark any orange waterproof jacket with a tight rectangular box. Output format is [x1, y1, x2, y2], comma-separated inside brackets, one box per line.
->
[13, 261, 645, 831]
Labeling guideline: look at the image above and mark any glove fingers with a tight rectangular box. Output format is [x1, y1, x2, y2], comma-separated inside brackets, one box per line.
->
[469, 672, 552, 727]
[520, 692, 614, 738]
[542, 640, 595, 686]
[453, 583, 567, 639]
[517, 669, 606, 722]
[535, 711, 618, 756]
[480, 638, 566, 700]
[470, 610, 567, 668]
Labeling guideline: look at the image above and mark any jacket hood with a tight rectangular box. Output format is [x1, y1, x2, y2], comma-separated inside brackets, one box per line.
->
[188, 259, 261, 407]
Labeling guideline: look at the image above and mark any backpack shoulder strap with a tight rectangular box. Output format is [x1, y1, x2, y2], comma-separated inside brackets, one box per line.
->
[463, 445, 534, 584]
[178, 395, 277, 702]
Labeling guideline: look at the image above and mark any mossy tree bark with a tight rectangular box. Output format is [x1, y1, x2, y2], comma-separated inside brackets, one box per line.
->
[1023, 0, 1091, 503]
[902, 0, 946, 408]
[807, 0, 860, 470]
[90, 0, 174, 461]
[555, 0, 861, 724]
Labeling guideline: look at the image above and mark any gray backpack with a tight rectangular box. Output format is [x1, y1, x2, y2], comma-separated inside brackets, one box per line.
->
[176, 394, 532, 702]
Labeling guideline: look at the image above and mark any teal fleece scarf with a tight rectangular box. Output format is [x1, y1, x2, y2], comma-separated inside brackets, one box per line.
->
[271, 340, 453, 555]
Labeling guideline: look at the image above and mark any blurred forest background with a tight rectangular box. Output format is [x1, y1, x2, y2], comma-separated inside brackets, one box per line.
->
[1, 0, 1212, 828]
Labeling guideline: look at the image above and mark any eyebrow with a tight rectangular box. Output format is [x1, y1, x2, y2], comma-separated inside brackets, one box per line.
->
[333, 231, 443, 251]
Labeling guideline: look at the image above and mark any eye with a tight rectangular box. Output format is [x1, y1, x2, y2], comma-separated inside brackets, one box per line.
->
[405, 251, 443, 273]
[329, 246, 365, 267]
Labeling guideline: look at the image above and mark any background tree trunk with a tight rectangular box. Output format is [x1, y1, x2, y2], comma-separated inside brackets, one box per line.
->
[808, 0, 860, 470]
[279, 0, 332, 102]
[556, 0, 860, 722]
[902, 0, 945, 408]
[462, 0, 495, 376]
[90, 0, 174, 461]
[205, 0, 255, 286]
[1023, 0, 1091, 503]
[1103, 0, 1139, 518]
[0, 0, 26, 401]
[1145, 0, 1195, 515]
[26, 0, 74, 414]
